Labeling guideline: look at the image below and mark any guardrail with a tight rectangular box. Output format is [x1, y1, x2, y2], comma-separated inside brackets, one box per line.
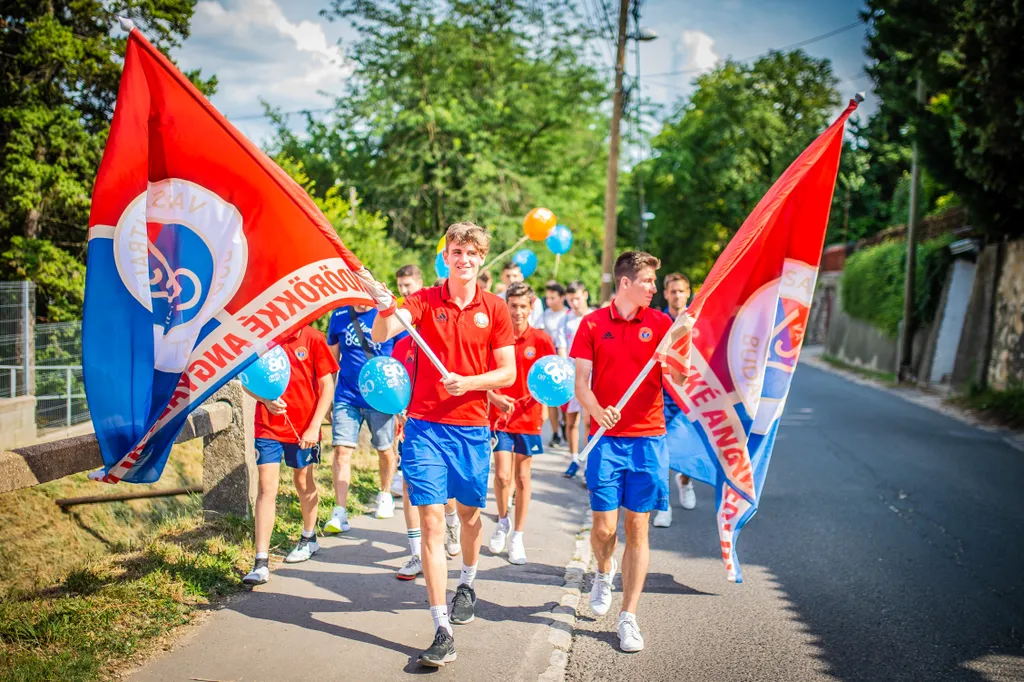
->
[0, 381, 257, 518]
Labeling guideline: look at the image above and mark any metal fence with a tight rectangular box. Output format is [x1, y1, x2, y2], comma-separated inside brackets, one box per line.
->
[0, 281, 89, 429]
[0, 281, 35, 399]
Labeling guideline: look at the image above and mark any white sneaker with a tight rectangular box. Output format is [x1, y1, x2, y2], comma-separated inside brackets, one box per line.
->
[589, 558, 617, 616]
[242, 565, 269, 585]
[445, 520, 462, 557]
[397, 554, 422, 581]
[285, 536, 320, 563]
[508, 534, 526, 565]
[323, 505, 350, 533]
[390, 470, 404, 497]
[677, 475, 696, 510]
[617, 613, 645, 652]
[653, 508, 672, 528]
[375, 491, 395, 519]
[489, 520, 510, 554]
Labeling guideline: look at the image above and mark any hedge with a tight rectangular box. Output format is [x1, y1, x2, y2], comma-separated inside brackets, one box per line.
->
[840, 234, 954, 338]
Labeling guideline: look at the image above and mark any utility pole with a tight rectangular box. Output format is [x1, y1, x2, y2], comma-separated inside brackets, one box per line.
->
[633, 0, 647, 250]
[599, 0, 631, 303]
[898, 75, 925, 382]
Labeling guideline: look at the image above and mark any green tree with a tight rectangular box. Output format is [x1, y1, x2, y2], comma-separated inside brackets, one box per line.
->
[269, 0, 609, 290]
[638, 50, 840, 283]
[0, 1, 214, 320]
[865, 0, 1024, 236]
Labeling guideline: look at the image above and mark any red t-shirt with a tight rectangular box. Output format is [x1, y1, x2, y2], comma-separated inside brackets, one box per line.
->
[254, 326, 339, 443]
[489, 326, 557, 434]
[401, 281, 515, 426]
[391, 335, 416, 380]
[569, 302, 673, 437]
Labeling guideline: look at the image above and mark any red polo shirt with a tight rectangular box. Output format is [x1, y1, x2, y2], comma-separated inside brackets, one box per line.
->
[255, 326, 339, 443]
[569, 302, 673, 437]
[489, 325, 556, 434]
[391, 335, 416, 382]
[401, 281, 515, 426]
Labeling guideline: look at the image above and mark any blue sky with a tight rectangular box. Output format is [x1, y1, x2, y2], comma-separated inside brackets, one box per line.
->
[173, 0, 874, 146]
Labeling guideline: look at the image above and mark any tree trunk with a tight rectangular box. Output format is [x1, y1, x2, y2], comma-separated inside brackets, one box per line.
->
[23, 207, 41, 240]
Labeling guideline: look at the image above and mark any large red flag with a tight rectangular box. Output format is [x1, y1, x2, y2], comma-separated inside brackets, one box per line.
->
[83, 24, 383, 483]
[657, 98, 859, 581]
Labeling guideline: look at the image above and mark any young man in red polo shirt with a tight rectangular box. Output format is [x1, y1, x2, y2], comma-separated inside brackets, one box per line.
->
[487, 281, 556, 565]
[570, 251, 673, 653]
[372, 222, 515, 668]
[242, 325, 339, 586]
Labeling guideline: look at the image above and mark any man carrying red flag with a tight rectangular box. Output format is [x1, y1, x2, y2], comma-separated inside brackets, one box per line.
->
[570, 251, 673, 653]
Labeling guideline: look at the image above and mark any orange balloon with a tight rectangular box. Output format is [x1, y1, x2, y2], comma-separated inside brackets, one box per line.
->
[523, 207, 556, 241]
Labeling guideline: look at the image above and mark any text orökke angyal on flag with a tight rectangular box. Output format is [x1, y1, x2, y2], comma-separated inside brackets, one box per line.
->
[83, 27, 376, 484]
[656, 99, 859, 582]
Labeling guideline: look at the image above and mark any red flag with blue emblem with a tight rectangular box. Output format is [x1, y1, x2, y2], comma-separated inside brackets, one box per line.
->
[658, 98, 859, 581]
[83, 26, 378, 484]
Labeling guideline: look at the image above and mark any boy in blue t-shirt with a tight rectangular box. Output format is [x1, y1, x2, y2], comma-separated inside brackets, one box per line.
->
[324, 304, 397, 531]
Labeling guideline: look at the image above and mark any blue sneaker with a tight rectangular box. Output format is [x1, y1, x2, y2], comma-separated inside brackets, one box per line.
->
[563, 461, 580, 478]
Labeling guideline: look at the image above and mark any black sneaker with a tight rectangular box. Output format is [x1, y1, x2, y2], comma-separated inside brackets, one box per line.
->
[549, 433, 562, 447]
[419, 627, 457, 667]
[449, 583, 476, 625]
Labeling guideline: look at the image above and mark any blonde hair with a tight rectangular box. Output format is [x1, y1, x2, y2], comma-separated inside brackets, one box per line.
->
[445, 222, 491, 256]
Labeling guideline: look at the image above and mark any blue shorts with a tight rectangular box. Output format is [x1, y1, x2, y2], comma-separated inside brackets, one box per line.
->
[254, 438, 321, 469]
[331, 402, 395, 450]
[403, 418, 490, 508]
[586, 435, 669, 513]
[493, 431, 543, 457]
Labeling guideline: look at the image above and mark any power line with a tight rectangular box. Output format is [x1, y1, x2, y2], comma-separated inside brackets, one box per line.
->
[645, 19, 864, 79]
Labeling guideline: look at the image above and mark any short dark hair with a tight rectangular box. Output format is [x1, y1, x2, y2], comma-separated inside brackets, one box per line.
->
[566, 280, 587, 295]
[433, 278, 444, 287]
[478, 270, 492, 285]
[614, 251, 661, 284]
[544, 281, 566, 296]
[396, 264, 422, 281]
[663, 272, 689, 288]
[505, 281, 533, 301]
[502, 261, 521, 272]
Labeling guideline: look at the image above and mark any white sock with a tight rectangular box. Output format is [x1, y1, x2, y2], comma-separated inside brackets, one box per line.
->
[408, 528, 422, 557]
[255, 551, 269, 560]
[570, 453, 580, 464]
[510, 530, 523, 544]
[445, 510, 460, 527]
[302, 528, 315, 539]
[497, 515, 510, 530]
[619, 611, 637, 622]
[430, 605, 452, 634]
[460, 563, 478, 588]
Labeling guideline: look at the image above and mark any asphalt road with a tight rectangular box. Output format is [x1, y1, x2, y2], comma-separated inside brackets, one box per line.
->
[565, 362, 1024, 682]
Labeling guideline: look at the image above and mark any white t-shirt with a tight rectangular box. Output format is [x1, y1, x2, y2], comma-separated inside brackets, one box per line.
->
[560, 309, 590, 353]
[540, 308, 568, 348]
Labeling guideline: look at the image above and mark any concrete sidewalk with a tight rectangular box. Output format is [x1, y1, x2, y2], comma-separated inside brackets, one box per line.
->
[129, 448, 588, 682]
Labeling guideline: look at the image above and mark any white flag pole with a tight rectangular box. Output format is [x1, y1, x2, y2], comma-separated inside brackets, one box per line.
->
[394, 310, 452, 381]
[577, 356, 659, 463]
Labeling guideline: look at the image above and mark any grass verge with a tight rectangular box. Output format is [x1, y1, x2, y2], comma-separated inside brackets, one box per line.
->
[819, 353, 898, 384]
[949, 384, 1024, 430]
[0, 437, 380, 682]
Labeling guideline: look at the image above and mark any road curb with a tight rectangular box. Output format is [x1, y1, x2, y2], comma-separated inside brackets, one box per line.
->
[538, 504, 592, 682]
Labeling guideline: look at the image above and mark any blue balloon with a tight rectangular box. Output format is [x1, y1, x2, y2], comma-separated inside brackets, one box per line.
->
[545, 224, 573, 255]
[527, 355, 576, 407]
[238, 346, 291, 401]
[434, 251, 449, 279]
[512, 249, 538, 278]
[358, 356, 412, 415]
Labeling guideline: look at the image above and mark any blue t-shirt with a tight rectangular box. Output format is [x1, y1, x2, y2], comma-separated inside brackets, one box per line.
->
[326, 306, 395, 408]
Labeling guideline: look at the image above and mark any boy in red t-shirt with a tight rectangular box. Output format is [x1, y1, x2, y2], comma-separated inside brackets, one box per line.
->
[241, 325, 339, 586]
[569, 251, 673, 653]
[486, 282, 555, 566]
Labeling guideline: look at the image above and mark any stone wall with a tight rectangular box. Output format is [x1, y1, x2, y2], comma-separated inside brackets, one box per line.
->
[0, 396, 37, 450]
[987, 240, 1024, 390]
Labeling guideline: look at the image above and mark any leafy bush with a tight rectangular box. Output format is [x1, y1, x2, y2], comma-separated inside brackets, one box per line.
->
[841, 234, 954, 337]
[0, 237, 85, 322]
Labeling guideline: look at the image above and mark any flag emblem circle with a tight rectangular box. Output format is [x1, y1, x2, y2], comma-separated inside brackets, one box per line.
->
[112, 179, 247, 373]
[639, 327, 653, 342]
[474, 312, 489, 328]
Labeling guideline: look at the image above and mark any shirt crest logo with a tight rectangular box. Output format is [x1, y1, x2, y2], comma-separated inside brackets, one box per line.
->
[474, 312, 489, 328]
[295, 346, 308, 360]
[524, 346, 536, 359]
[639, 327, 653, 342]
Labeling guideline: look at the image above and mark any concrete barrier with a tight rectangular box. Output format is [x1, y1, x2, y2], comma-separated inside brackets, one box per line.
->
[0, 381, 256, 518]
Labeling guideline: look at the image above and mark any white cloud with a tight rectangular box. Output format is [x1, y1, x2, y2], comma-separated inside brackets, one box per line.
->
[678, 30, 718, 74]
[173, 0, 351, 142]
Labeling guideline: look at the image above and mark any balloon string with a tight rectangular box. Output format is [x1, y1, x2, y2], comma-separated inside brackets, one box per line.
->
[482, 235, 529, 272]
[284, 414, 302, 443]
[553, 253, 560, 279]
